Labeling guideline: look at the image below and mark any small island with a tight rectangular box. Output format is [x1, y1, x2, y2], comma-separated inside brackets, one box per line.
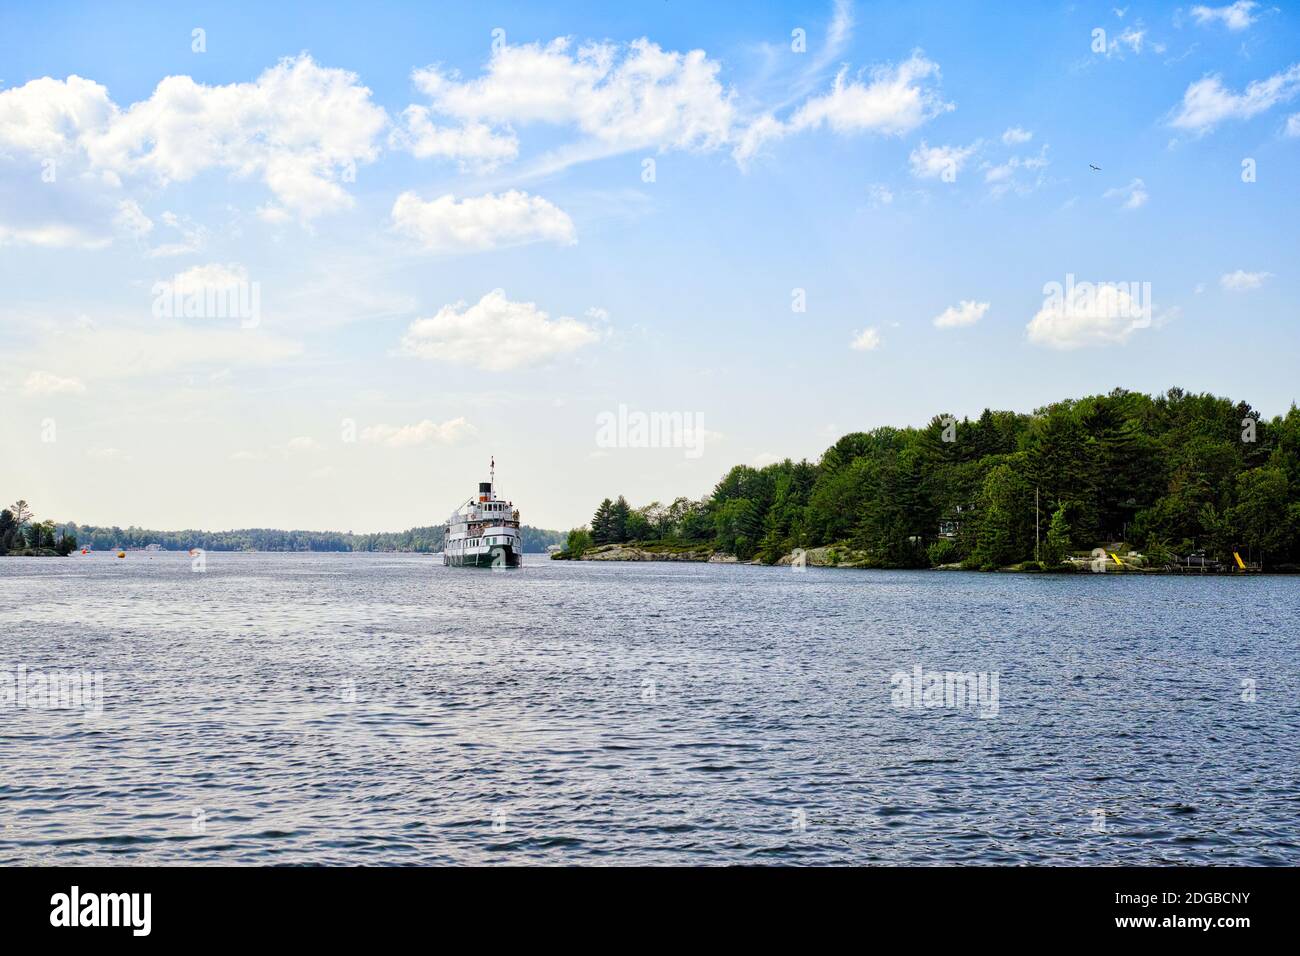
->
[554, 387, 1300, 574]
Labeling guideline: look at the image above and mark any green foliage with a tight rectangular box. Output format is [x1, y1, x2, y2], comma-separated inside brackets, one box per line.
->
[580, 390, 1300, 571]
[565, 526, 593, 557]
[926, 538, 958, 567]
[1228, 467, 1295, 565]
[1042, 505, 1071, 566]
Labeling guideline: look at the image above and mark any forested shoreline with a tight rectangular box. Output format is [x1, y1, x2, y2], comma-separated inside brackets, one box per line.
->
[564, 388, 1300, 571]
[0, 509, 564, 555]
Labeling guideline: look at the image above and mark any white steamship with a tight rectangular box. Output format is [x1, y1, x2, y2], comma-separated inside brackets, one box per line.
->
[442, 459, 523, 568]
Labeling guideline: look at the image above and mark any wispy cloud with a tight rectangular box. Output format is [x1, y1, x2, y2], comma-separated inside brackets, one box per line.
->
[849, 327, 882, 351]
[390, 190, 576, 254]
[1104, 178, 1148, 210]
[1169, 64, 1300, 134]
[1220, 269, 1272, 291]
[909, 140, 978, 180]
[735, 51, 953, 167]
[361, 418, 477, 448]
[1190, 1, 1260, 31]
[932, 300, 989, 328]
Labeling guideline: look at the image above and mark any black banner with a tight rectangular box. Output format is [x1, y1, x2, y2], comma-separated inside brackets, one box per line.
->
[0, 866, 1285, 942]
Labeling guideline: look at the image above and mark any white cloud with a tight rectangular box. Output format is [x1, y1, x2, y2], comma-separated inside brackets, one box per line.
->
[1100, 25, 1153, 58]
[984, 145, 1050, 196]
[1191, 2, 1259, 31]
[360, 418, 477, 448]
[286, 436, 320, 453]
[909, 141, 977, 179]
[399, 289, 602, 370]
[1220, 269, 1272, 290]
[867, 183, 894, 206]
[1104, 177, 1148, 209]
[1117, 27, 1147, 54]
[1286, 113, 1300, 137]
[93, 55, 386, 219]
[0, 221, 111, 249]
[732, 115, 786, 166]
[791, 53, 951, 135]
[849, 327, 882, 351]
[161, 262, 248, 297]
[390, 190, 576, 253]
[734, 52, 951, 165]
[409, 37, 735, 165]
[1002, 126, 1033, 145]
[932, 300, 989, 328]
[1026, 283, 1153, 349]
[23, 370, 87, 396]
[0, 56, 387, 225]
[113, 200, 153, 238]
[1169, 64, 1300, 133]
[0, 75, 114, 155]
[390, 108, 518, 170]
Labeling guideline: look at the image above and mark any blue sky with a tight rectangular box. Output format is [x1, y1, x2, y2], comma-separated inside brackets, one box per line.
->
[2, 1, 1298, 532]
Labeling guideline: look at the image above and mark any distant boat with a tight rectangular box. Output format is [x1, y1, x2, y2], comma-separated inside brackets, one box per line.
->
[443, 458, 523, 569]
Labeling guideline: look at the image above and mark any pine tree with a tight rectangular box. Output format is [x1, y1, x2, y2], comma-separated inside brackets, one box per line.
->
[591, 498, 616, 544]
[611, 496, 631, 542]
[1043, 505, 1071, 566]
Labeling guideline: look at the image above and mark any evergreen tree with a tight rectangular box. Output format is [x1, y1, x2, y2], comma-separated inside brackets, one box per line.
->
[610, 496, 631, 542]
[591, 498, 616, 544]
[1043, 505, 1071, 566]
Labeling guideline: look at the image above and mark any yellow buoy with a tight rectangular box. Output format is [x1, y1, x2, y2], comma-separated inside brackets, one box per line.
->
[116, 551, 126, 558]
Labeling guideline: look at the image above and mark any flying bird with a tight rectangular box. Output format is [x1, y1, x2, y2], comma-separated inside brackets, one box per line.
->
[1089, 164, 1102, 171]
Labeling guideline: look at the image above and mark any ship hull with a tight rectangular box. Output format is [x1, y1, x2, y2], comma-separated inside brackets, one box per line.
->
[443, 545, 522, 568]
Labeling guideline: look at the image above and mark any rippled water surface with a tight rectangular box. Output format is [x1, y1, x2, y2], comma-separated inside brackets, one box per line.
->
[1, 552, 1297, 865]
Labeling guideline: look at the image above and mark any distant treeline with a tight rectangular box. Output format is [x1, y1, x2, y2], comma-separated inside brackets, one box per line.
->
[1, 515, 564, 554]
[570, 388, 1300, 570]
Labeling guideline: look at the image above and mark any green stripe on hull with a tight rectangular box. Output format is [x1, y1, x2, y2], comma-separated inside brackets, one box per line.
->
[443, 547, 522, 568]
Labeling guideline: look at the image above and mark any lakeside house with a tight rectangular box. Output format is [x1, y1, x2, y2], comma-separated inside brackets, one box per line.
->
[938, 504, 974, 540]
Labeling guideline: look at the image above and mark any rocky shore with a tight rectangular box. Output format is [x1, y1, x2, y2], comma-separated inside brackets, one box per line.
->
[552, 542, 858, 566]
[555, 543, 737, 563]
[551, 542, 1277, 573]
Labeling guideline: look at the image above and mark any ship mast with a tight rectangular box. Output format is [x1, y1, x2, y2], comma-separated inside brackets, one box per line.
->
[490, 455, 495, 496]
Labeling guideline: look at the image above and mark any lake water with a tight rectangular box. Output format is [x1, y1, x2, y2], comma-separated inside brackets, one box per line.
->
[1, 551, 1296, 865]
